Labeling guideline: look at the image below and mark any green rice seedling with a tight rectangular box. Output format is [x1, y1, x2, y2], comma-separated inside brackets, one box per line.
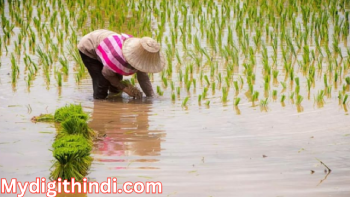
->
[234, 97, 241, 106]
[272, 90, 277, 99]
[171, 93, 176, 101]
[177, 87, 180, 96]
[59, 57, 69, 75]
[296, 95, 304, 105]
[295, 77, 300, 87]
[343, 94, 349, 105]
[234, 81, 239, 93]
[157, 86, 164, 96]
[54, 104, 88, 123]
[281, 94, 286, 103]
[222, 87, 228, 102]
[260, 98, 269, 107]
[182, 97, 189, 108]
[324, 74, 328, 87]
[204, 75, 210, 86]
[171, 81, 175, 91]
[290, 92, 295, 100]
[273, 70, 279, 80]
[179, 70, 183, 82]
[225, 77, 230, 88]
[315, 90, 325, 107]
[186, 80, 192, 92]
[205, 100, 210, 107]
[334, 72, 339, 83]
[252, 91, 259, 103]
[295, 85, 300, 96]
[281, 82, 287, 91]
[345, 77, 350, 86]
[211, 82, 216, 93]
[338, 91, 343, 105]
[56, 72, 62, 87]
[51, 135, 92, 181]
[326, 86, 332, 98]
[198, 95, 202, 105]
[202, 87, 208, 99]
[162, 77, 168, 88]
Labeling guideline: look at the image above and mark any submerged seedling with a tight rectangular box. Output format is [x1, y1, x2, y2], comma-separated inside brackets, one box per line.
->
[234, 97, 241, 106]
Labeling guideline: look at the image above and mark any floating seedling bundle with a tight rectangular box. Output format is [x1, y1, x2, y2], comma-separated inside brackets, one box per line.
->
[33, 104, 95, 181]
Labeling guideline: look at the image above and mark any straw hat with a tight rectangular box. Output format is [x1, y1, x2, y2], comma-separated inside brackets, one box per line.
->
[122, 37, 165, 73]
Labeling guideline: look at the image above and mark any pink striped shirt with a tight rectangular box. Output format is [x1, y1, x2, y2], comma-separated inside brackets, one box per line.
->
[96, 33, 137, 76]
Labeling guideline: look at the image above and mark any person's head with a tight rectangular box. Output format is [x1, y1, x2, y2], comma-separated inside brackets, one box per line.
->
[122, 37, 165, 73]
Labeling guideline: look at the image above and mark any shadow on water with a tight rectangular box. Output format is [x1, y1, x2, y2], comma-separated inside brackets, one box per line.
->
[89, 97, 166, 166]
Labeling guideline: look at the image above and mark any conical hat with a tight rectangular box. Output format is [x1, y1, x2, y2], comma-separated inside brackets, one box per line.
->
[122, 37, 165, 73]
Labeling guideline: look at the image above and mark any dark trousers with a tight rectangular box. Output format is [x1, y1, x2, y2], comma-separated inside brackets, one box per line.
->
[79, 51, 123, 99]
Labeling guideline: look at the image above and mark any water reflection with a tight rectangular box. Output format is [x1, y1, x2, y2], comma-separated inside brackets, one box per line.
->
[89, 98, 165, 164]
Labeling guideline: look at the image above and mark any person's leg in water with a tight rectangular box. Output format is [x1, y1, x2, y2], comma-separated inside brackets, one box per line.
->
[79, 51, 121, 99]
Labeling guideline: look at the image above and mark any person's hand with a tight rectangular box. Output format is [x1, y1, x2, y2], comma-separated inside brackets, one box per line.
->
[123, 86, 143, 99]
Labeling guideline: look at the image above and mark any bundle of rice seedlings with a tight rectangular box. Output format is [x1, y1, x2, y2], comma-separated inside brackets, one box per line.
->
[60, 116, 96, 139]
[50, 135, 92, 181]
[54, 104, 88, 122]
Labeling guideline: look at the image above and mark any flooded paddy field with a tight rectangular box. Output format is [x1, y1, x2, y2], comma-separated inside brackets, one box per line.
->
[1, 0, 350, 196]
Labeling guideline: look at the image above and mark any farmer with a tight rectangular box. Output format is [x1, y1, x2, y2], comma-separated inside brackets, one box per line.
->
[77, 29, 165, 99]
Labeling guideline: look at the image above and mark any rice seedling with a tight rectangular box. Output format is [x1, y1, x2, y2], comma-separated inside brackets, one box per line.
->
[281, 94, 286, 103]
[234, 97, 241, 106]
[59, 57, 69, 75]
[296, 95, 304, 105]
[162, 77, 168, 88]
[56, 72, 62, 87]
[315, 90, 325, 107]
[198, 95, 202, 105]
[272, 90, 277, 100]
[260, 98, 269, 111]
[345, 77, 350, 86]
[204, 75, 210, 86]
[202, 87, 208, 99]
[157, 86, 164, 96]
[182, 97, 189, 108]
[205, 100, 210, 107]
[343, 94, 349, 105]
[171, 93, 176, 101]
[176, 87, 181, 97]
[222, 87, 228, 102]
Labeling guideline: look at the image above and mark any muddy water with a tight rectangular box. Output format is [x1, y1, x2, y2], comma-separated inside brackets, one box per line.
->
[1, 73, 349, 197]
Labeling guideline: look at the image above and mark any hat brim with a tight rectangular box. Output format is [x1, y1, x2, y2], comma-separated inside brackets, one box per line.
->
[122, 38, 165, 73]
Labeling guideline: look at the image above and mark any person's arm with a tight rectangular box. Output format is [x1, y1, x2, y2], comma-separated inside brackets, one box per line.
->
[136, 71, 155, 97]
[101, 66, 126, 91]
[102, 67, 142, 99]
